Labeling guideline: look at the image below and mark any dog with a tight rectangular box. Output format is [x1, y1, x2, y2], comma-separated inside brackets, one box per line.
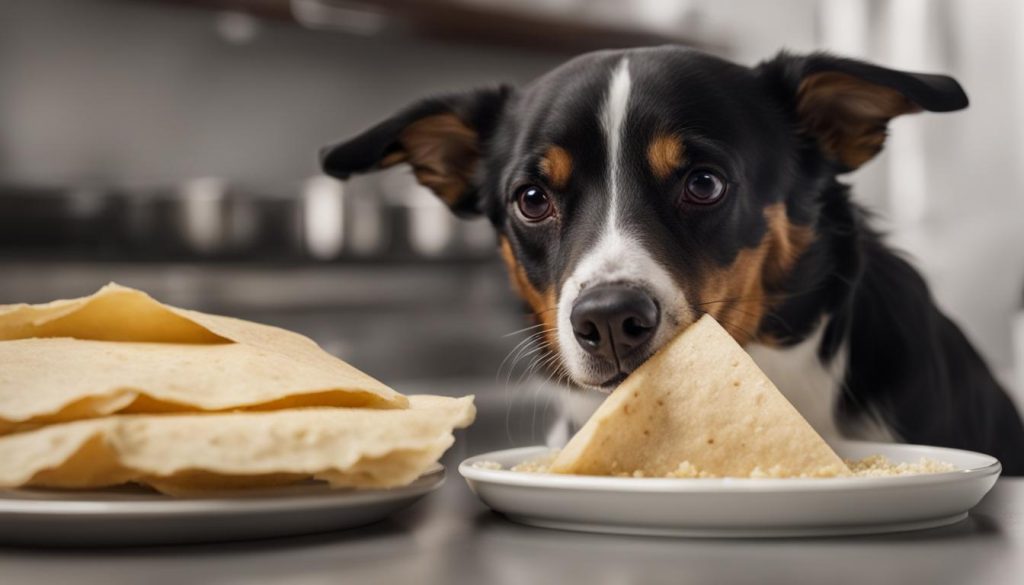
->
[320, 46, 1024, 474]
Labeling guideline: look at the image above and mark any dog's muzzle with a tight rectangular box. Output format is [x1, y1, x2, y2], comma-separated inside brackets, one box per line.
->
[569, 284, 659, 370]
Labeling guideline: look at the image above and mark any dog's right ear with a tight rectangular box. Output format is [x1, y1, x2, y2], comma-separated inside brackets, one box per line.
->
[319, 86, 514, 217]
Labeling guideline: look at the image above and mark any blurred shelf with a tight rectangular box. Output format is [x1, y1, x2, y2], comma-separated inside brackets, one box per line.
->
[155, 0, 725, 54]
[0, 258, 516, 311]
[0, 259, 531, 381]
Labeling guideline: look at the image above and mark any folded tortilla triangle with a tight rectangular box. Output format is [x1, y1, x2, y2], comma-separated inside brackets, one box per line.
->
[0, 282, 230, 343]
[550, 315, 850, 478]
[0, 283, 407, 432]
[0, 395, 474, 493]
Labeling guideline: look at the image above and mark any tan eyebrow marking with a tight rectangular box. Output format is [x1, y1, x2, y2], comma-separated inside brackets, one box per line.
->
[647, 134, 685, 180]
[538, 145, 573, 190]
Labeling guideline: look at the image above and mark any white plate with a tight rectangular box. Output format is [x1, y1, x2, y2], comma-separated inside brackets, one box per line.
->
[0, 465, 444, 546]
[460, 442, 1000, 537]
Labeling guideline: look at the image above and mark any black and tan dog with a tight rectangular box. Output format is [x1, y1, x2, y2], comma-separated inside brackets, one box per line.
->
[321, 46, 1024, 473]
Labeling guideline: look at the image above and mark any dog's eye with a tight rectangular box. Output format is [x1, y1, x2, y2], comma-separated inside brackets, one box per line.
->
[682, 169, 727, 204]
[515, 185, 554, 221]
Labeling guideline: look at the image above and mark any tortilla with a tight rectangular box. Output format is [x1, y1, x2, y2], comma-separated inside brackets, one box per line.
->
[0, 338, 405, 433]
[0, 395, 475, 493]
[0, 283, 229, 343]
[549, 315, 850, 478]
[0, 284, 407, 429]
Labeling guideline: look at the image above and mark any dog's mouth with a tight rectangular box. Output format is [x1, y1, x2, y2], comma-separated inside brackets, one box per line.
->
[596, 371, 629, 391]
[573, 349, 659, 391]
[560, 326, 665, 391]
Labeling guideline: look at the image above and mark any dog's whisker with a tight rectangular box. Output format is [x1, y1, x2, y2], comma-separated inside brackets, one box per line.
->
[500, 328, 554, 444]
[516, 346, 549, 376]
[537, 355, 567, 436]
[510, 349, 564, 443]
[517, 344, 558, 387]
[498, 330, 544, 362]
[501, 323, 547, 338]
[700, 310, 760, 343]
[532, 353, 561, 383]
[501, 328, 557, 389]
[497, 330, 550, 382]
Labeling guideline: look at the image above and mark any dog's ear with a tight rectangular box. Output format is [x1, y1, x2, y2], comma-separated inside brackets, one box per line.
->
[319, 86, 513, 216]
[758, 52, 968, 171]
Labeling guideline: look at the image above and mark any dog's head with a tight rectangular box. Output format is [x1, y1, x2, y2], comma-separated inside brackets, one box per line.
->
[321, 47, 967, 389]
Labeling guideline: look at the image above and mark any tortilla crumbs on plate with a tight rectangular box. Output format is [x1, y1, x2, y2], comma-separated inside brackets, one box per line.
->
[491, 452, 956, 478]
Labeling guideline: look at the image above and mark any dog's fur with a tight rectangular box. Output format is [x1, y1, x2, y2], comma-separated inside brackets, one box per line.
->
[321, 46, 1024, 474]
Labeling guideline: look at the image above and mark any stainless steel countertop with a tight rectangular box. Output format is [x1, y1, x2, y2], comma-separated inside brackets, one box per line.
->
[1, 477, 1021, 585]
[2, 387, 1022, 585]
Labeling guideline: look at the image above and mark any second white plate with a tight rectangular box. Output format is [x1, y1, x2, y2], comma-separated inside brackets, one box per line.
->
[0, 465, 445, 546]
[460, 442, 1000, 537]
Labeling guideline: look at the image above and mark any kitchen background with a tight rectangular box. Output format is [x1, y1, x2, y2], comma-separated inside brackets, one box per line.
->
[1, 0, 1023, 435]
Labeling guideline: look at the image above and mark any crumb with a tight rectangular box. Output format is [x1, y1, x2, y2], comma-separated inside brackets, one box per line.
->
[749, 463, 849, 478]
[846, 455, 956, 477]
[512, 451, 956, 478]
[472, 460, 504, 471]
[511, 452, 559, 473]
[665, 461, 716, 479]
[748, 465, 781, 478]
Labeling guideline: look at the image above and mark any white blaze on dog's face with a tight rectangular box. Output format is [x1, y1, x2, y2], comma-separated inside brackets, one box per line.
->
[555, 58, 693, 389]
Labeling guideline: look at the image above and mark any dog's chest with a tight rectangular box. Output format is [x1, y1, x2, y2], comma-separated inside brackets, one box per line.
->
[744, 323, 846, 442]
[745, 322, 896, 443]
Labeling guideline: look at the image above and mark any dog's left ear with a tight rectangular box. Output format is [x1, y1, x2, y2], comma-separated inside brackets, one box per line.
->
[319, 86, 513, 217]
[758, 52, 968, 171]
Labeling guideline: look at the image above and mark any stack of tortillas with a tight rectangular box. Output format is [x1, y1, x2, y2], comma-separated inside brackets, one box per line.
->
[550, 314, 849, 478]
[0, 283, 474, 494]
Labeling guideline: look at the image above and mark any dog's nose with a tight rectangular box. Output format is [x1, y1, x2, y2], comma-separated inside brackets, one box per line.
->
[570, 285, 659, 364]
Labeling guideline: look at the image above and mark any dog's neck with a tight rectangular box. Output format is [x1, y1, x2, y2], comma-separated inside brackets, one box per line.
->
[748, 180, 900, 441]
[757, 179, 866, 352]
